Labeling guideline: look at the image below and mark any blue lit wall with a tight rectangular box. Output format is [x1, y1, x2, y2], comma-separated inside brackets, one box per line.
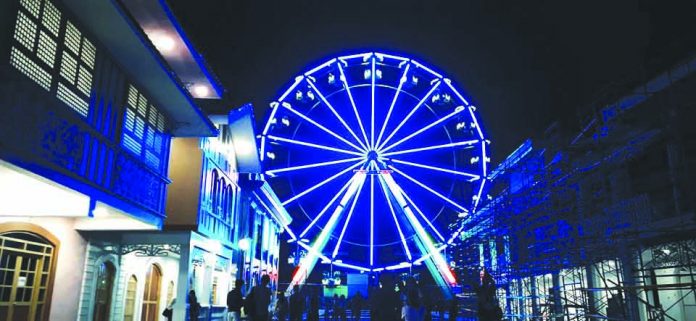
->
[0, 0, 174, 224]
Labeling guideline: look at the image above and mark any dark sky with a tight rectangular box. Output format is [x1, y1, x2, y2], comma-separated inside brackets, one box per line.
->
[169, 0, 696, 160]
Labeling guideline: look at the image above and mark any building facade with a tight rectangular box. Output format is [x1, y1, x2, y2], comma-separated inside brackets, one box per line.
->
[449, 54, 696, 320]
[0, 0, 221, 320]
[158, 105, 291, 321]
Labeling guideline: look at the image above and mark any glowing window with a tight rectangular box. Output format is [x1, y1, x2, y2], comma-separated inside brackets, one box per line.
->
[9, 0, 96, 117]
[121, 85, 168, 171]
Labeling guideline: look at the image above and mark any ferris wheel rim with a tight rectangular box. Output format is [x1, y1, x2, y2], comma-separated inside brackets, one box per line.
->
[261, 51, 489, 272]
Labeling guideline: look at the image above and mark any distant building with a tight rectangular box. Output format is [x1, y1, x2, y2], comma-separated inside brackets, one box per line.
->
[450, 54, 696, 321]
[161, 105, 290, 320]
[0, 0, 221, 320]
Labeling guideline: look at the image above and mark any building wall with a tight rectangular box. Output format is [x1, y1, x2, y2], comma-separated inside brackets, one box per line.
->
[166, 138, 204, 227]
[0, 217, 87, 321]
[0, 0, 173, 223]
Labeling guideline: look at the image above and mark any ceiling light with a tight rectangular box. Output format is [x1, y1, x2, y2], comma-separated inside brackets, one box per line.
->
[192, 84, 210, 97]
[150, 33, 176, 52]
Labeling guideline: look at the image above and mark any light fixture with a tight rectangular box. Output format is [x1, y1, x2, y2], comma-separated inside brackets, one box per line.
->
[238, 238, 251, 251]
[150, 33, 176, 52]
[234, 139, 255, 156]
[192, 84, 210, 97]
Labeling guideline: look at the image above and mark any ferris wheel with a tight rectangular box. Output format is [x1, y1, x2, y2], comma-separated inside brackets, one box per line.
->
[260, 52, 489, 288]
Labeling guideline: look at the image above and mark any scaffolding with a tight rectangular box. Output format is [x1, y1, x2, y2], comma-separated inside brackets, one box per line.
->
[450, 54, 696, 321]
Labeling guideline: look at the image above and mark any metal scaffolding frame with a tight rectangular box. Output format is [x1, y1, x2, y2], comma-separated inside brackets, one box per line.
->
[449, 54, 696, 321]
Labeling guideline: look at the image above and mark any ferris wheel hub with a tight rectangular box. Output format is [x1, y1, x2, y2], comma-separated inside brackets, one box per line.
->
[365, 150, 380, 161]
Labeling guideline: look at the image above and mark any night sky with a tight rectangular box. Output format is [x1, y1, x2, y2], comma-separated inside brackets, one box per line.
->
[169, 0, 696, 160]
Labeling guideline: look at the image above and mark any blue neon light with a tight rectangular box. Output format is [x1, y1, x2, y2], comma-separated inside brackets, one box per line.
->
[261, 51, 489, 280]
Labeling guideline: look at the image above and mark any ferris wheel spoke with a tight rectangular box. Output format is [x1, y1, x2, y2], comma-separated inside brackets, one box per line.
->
[370, 55, 376, 149]
[305, 78, 369, 151]
[281, 102, 365, 152]
[332, 176, 367, 258]
[377, 80, 441, 151]
[299, 177, 355, 239]
[337, 62, 370, 148]
[377, 175, 412, 261]
[388, 165, 468, 213]
[266, 157, 364, 177]
[380, 139, 479, 157]
[266, 135, 363, 157]
[282, 160, 365, 206]
[379, 105, 468, 154]
[375, 63, 410, 149]
[387, 158, 481, 181]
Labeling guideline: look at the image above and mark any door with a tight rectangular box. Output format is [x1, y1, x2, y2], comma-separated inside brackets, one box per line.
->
[0, 232, 55, 321]
[141, 264, 162, 321]
[92, 261, 116, 321]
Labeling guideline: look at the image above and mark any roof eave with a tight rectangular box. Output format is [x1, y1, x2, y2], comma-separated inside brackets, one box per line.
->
[61, 0, 217, 137]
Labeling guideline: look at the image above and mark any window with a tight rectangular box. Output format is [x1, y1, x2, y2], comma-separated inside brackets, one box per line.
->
[123, 276, 137, 321]
[0, 230, 56, 321]
[211, 169, 220, 213]
[92, 261, 116, 321]
[10, 0, 96, 117]
[207, 169, 239, 225]
[121, 85, 167, 171]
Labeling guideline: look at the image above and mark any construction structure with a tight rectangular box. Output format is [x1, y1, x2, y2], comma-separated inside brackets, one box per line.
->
[449, 53, 696, 321]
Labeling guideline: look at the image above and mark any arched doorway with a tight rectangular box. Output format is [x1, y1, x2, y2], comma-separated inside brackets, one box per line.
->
[123, 275, 137, 321]
[92, 261, 116, 321]
[0, 224, 59, 321]
[141, 264, 162, 321]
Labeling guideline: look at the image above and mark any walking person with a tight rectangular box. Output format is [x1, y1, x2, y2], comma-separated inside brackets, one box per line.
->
[227, 279, 245, 321]
[401, 289, 425, 321]
[162, 298, 175, 321]
[474, 269, 502, 321]
[188, 290, 201, 321]
[247, 275, 272, 321]
[350, 292, 363, 321]
[338, 295, 347, 321]
[289, 285, 304, 321]
[276, 291, 290, 321]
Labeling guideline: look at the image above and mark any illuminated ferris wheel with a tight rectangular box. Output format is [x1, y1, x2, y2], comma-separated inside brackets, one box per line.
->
[260, 52, 489, 288]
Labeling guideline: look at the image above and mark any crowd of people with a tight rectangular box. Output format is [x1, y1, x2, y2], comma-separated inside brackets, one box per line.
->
[168, 268, 501, 321]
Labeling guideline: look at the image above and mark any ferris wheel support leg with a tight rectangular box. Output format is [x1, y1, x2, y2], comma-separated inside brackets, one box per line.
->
[378, 172, 457, 297]
[289, 172, 367, 289]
